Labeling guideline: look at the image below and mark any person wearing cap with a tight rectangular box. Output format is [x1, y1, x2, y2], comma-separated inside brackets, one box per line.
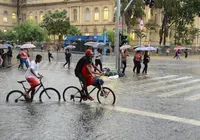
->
[74, 49, 104, 101]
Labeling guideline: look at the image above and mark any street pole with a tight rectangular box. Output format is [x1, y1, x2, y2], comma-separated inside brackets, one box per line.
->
[115, 0, 120, 72]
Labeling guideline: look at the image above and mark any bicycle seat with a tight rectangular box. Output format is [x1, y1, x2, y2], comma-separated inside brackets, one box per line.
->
[17, 80, 26, 84]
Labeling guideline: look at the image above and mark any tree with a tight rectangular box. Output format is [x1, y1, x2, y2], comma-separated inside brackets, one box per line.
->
[121, 0, 146, 33]
[154, 0, 200, 46]
[11, 0, 27, 24]
[106, 30, 115, 45]
[4, 30, 17, 41]
[67, 25, 82, 36]
[14, 20, 48, 43]
[41, 11, 70, 42]
[134, 29, 146, 45]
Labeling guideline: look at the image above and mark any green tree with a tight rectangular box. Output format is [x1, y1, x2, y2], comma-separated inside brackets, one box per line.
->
[106, 30, 115, 45]
[121, 0, 146, 33]
[14, 20, 48, 43]
[4, 30, 17, 41]
[41, 11, 70, 41]
[154, 0, 200, 45]
[67, 25, 82, 36]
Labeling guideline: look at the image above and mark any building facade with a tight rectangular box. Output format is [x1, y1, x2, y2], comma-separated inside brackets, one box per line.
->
[0, 0, 199, 46]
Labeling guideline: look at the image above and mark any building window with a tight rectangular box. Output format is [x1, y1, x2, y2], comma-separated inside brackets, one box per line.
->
[85, 8, 90, 21]
[39, 11, 44, 22]
[3, 11, 8, 22]
[103, 7, 108, 20]
[29, 12, 34, 20]
[94, 8, 99, 21]
[12, 13, 17, 23]
[73, 9, 77, 21]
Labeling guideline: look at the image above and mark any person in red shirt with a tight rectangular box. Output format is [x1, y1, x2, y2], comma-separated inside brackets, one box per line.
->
[75, 49, 104, 101]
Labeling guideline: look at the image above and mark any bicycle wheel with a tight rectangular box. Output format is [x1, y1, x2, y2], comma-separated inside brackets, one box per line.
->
[63, 86, 82, 102]
[97, 87, 116, 105]
[6, 90, 25, 103]
[39, 88, 61, 103]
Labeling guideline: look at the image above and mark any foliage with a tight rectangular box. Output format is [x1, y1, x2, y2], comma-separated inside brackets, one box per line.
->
[4, 30, 17, 41]
[41, 11, 70, 40]
[106, 30, 115, 45]
[121, 0, 146, 33]
[134, 29, 146, 39]
[67, 25, 82, 36]
[154, 0, 200, 45]
[14, 20, 48, 43]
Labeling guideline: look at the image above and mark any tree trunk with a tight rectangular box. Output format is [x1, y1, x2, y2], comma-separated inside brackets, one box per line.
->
[17, 0, 20, 24]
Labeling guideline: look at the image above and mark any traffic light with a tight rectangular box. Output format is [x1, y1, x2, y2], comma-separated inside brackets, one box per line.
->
[120, 34, 128, 46]
[144, 0, 155, 8]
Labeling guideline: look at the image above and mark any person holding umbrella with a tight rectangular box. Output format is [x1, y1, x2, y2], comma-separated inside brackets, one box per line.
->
[135, 51, 142, 75]
[142, 51, 150, 74]
[121, 49, 128, 74]
[7, 47, 12, 67]
[94, 48, 103, 72]
[63, 49, 71, 69]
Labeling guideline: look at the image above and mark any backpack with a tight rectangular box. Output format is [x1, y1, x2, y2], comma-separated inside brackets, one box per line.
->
[16, 54, 20, 59]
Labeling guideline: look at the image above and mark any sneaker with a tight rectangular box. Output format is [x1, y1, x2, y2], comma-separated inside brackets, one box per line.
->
[87, 95, 94, 101]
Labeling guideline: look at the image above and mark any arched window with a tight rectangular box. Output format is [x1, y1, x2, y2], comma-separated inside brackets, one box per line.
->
[73, 9, 77, 21]
[85, 8, 90, 21]
[103, 7, 109, 20]
[29, 12, 34, 20]
[94, 8, 99, 21]
[39, 11, 44, 22]
[3, 11, 8, 22]
[12, 13, 17, 23]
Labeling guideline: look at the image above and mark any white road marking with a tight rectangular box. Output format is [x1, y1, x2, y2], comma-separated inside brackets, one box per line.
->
[185, 93, 200, 101]
[131, 76, 193, 89]
[94, 105, 200, 126]
[146, 79, 200, 94]
[158, 85, 200, 97]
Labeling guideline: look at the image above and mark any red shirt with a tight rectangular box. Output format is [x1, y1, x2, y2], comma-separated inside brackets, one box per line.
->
[81, 64, 95, 86]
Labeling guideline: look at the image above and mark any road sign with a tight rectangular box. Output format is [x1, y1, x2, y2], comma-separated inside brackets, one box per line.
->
[140, 19, 144, 31]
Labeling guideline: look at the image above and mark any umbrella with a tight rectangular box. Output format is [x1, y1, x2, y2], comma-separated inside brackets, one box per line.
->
[174, 46, 185, 50]
[84, 42, 106, 48]
[20, 44, 36, 49]
[146, 46, 156, 51]
[120, 45, 131, 50]
[4, 44, 13, 48]
[135, 47, 147, 51]
[65, 45, 76, 49]
[133, 45, 145, 49]
[0, 44, 7, 49]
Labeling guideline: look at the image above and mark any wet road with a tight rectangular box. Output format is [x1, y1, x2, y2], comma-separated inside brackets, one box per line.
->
[1, 55, 200, 140]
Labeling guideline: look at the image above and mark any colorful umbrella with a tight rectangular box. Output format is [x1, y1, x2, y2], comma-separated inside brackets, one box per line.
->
[120, 45, 131, 50]
[65, 45, 76, 49]
[174, 46, 185, 50]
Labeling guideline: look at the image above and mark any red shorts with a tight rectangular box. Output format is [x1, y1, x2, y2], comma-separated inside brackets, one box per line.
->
[26, 77, 40, 87]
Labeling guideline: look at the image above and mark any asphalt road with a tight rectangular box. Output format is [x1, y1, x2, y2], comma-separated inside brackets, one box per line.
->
[1, 54, 200, 140]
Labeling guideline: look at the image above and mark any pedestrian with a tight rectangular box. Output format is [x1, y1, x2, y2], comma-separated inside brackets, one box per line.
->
[19, 49, 29, 69]
[94, 48, 103, 72]
[135, 51, 142, 75]
[166, 49, 169, 56]
[133, 56, 136, 73]
[63, 49, 71, 69]
[40, 42, 43, 52]
[176, 49, 181, 59]
[142, 51, 150, 74]
[48, 50, 54, 62]
[7, 47, 12, 67]
[0, 50, 3, 68]
[121, 49, 128, 74]
[184, 49, 188, 58]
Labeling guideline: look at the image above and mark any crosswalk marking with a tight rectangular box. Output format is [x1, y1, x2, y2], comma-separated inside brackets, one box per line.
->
[130, 76, 193, 89]
[145, 79, 200, 95]
[185, 93, 200, 101]
[158, 85, 200, 97]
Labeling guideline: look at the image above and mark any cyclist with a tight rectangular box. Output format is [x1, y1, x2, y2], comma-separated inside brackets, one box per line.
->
[75, 49, 104, 101]
[24, 54, 43, 101]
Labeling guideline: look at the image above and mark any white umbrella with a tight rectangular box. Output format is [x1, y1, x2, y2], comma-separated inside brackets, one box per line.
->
[146, 46, 156, 51]
[0, 44, 7, 49]
[135, 47, 147, 51]
[133, 45, 145, 49]
[84, 42, 96, 47]
[84, 42, 106, 48]
[120, 45, 131, 50]
[20, 44, 36, 49]
[65, 45, 76, 49]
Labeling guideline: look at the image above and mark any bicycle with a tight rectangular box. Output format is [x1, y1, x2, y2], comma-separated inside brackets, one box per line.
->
[63, 79, 116, 105]
[6, 77, 61, 103]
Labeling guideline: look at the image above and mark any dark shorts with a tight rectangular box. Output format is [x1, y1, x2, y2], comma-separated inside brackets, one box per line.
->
[92, 78, 104, 88]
